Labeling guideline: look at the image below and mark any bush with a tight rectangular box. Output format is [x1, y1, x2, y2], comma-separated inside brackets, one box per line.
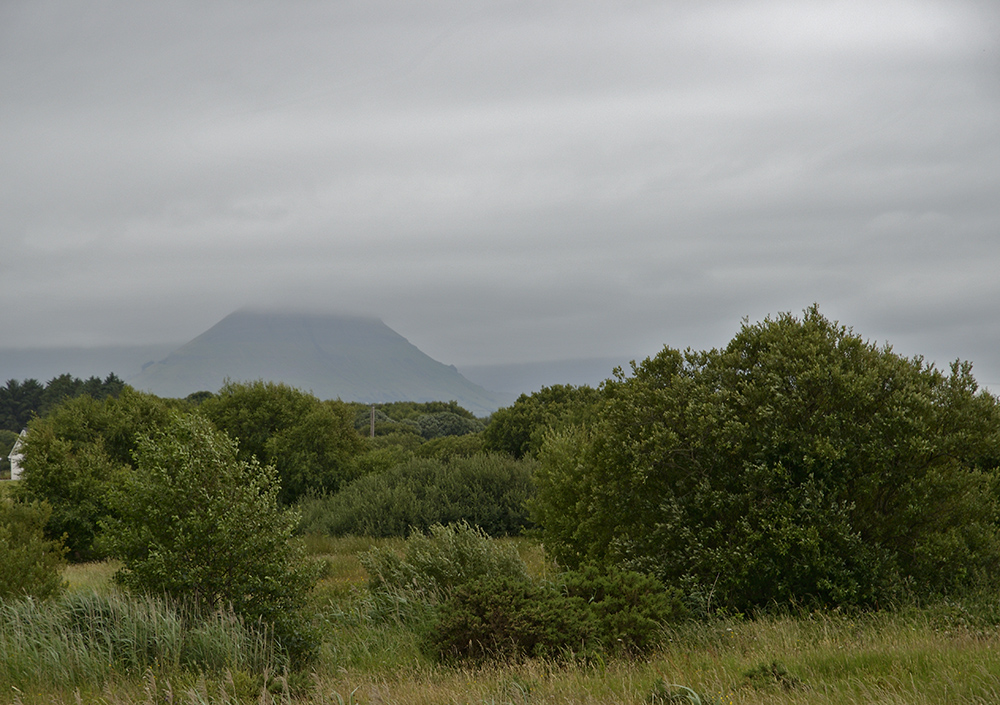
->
[14, 389, 173, 559]
[533, 307, 1000, 610]
[0, 499, 67, 601]
[200, 381, 365, 504]
[414, 433, 484, 461]
[427, 575, 594, 662]
[300, 454, 536, 537]
[482, 384, 602, 459]
[361, 521, 529, 620]
[414, 412, 484, 439]
[101, 413, 321, 666]
[426, 564, 684, 662]
[560, 564, 686, 654]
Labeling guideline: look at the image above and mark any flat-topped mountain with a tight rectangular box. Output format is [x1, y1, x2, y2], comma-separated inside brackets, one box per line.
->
[128, 310, 504, 415]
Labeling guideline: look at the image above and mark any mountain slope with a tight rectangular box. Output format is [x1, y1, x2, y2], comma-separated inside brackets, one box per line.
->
[128, 310, 504, 415]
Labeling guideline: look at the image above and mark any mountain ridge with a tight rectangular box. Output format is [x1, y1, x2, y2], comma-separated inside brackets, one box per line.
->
[127, 310, 506, 415]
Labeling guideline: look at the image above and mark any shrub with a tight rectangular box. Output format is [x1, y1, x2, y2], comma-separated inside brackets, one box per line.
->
[200, 381, 365, 504]
[426, 564, 684, 662]
[300, 454, 536, 537]
[560, 564, 686, 654]
[427, 575, 594, 662]
[14, 389, 173, 559]
[361, 521, 529, 621]
[533, 307, 1000, 610]
[414, 433, 484, 461]
[414, 412, 484, 439]
[482, 384, 602, 459]
[101, 414, 321, 666]
[0, 499, 67, 601]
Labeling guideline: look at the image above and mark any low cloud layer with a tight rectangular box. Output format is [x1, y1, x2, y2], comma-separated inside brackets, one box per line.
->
[2, 0, 999, 386]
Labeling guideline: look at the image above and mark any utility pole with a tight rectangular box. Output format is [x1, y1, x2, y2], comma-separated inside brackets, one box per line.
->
[370, 404, 375, 439]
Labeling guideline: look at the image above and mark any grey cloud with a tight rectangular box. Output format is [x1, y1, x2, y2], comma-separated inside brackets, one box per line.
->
[1, 0, 999, 391]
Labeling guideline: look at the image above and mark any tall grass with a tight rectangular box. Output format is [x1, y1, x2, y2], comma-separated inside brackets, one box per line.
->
[0, 591, 279, 694]
[6, 539, 1000, 703]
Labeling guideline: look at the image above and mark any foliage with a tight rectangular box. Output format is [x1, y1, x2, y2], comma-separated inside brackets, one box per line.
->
[560, 564, 686, 654]
[427, 563, 685, 663]
[0, 428, 18, 478]
[0, 378, 43, 432]
[101, 413, 322, 665]
[532, 307, 1000, 610]
[376, 400, 479, 423]
[0, 499, 67, 601]
[413, 432, 484, 461]
[200, 380, 365, 504]
[299, 453, 537, 537]
[0, 374, 126, 433]
[351, 401, 482, 440]
[14, 389, 173, 559]
[361, 521, 529, 612]
[414, 411, 484, 439]
[482, 384, 602, 459]
[0, 591, 279, 692]
[427, 575, 595, 662]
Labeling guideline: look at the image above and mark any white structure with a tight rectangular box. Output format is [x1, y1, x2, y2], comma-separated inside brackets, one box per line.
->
[7, 430, 26, 481]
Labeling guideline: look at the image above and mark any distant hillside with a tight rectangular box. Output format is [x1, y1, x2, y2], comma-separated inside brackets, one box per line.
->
[128, 310, 505, 415]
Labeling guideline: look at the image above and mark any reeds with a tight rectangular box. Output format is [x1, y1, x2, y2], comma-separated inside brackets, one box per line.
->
[0, 591, 279, 694]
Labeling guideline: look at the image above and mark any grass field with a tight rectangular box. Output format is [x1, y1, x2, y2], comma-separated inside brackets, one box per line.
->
[3, 536, 1000, 704]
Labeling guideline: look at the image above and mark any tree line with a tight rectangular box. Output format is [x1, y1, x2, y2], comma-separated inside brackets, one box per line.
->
[5, 306, 1000, 664]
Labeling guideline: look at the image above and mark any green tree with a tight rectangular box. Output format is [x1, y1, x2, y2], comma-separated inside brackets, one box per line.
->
[102, 413, 320, 664]
[301, 453, 536, 537]
[533, 307, 1000, 610]
[0, 378, 43, 432]
[14, 389, 173, 559]
[0, 499, 67, 600]
[201, 381, 364, 504]
[482, 384, 602, 459]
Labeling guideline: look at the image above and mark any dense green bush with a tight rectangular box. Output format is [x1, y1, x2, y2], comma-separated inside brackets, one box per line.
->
[101, 413, 321, 665]
[482, 384, 602, 459]
[427, 575, 594, 662]
[361, 522, 529, 616]
[532, 307, 1000, 611]
[200, 380, 365, 504]
[14, 389, 173, 559]
[0, 499, 67, 601]
[560, 564, 686, 653]
[413, 433, 484, 461]
[299, 454, 536, 537]
[426, 564, 684, 662]
[414, 412, 484, 439]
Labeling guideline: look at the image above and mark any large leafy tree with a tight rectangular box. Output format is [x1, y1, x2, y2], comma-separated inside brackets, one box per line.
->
[102, 413, 320, 664]
[14, 389, 173, 559]
[482, 384, 602, 459]
[200, 380, 365, 503]
[533, 307, 1000, 609]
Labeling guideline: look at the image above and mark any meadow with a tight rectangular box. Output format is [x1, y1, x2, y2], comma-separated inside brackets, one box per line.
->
[2, 536, 1000, 705]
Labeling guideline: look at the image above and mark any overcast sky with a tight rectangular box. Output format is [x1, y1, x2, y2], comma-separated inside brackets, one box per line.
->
[2, 1, 999, 385]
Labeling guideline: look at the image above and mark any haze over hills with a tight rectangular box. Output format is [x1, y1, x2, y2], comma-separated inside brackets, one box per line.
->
[127, 310, 506, 415]
[0, 311, 631, 412]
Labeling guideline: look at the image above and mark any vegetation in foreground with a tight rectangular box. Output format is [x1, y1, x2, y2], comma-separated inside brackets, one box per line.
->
[3, 538, 1000, 704]
[5, 306, 1000, 702]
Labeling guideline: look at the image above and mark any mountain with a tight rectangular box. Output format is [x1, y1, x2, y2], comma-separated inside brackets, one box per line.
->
[128, 310, 505, 415]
